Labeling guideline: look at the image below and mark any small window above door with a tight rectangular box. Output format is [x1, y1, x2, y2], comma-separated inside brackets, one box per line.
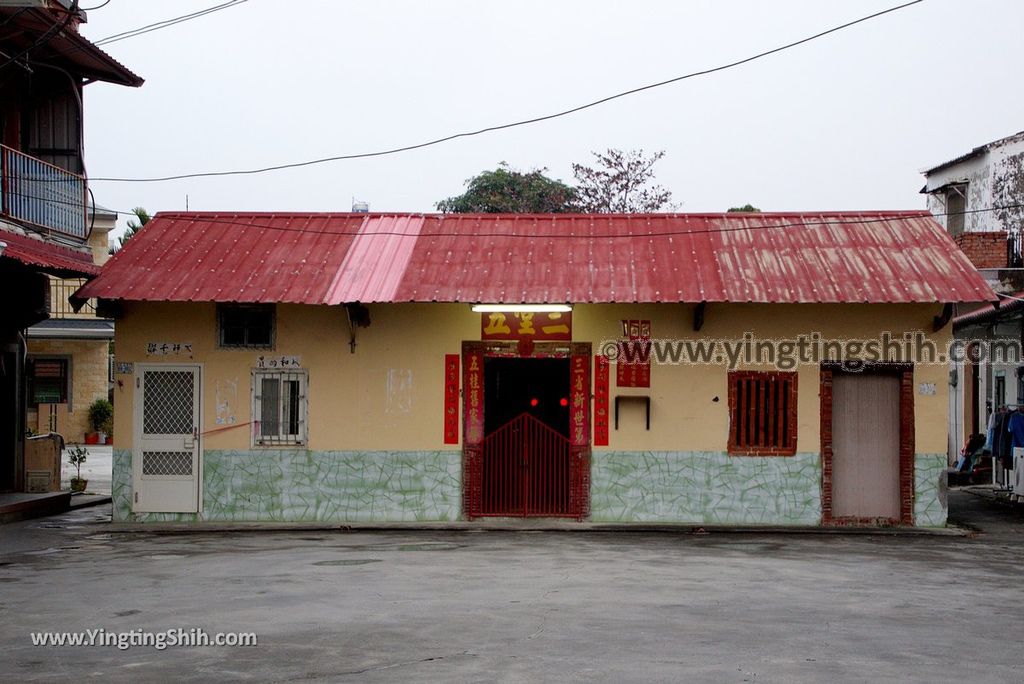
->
[217, 304, 275, 349]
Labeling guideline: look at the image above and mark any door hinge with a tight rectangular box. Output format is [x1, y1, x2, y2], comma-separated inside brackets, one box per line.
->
[136, 377, 140, 389]
[134, 491, 138, 504]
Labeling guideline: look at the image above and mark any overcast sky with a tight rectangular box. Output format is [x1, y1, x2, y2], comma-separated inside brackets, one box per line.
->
[79, 0, 1023, 238]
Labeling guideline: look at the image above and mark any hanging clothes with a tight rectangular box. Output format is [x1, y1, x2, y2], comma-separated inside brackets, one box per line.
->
[984, 412, 999, 454]
[992, 411, 1007, 459]
[999, 410, 1015, 469]
[1010, 411, 1024, 450]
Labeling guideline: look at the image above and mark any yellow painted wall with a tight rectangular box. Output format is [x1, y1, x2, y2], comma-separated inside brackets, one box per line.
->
[112, 301, 949, 455]
[27, 338, 110, 442]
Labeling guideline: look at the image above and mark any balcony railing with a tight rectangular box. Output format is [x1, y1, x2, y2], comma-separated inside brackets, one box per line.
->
[0, 144, 87, 239]
[49, 277, 98, 319]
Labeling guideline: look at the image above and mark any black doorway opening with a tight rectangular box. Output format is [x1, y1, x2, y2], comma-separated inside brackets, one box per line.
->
[484, 357, 570, 437]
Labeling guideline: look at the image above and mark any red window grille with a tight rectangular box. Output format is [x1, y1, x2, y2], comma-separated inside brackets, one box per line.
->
[727, 371, 798, 456]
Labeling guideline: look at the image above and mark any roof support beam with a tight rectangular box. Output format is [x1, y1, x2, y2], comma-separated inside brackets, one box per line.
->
[933, 303, 954, 332]
[693, 301, 706, 332]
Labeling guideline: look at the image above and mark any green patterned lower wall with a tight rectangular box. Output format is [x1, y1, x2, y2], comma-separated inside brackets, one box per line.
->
[112, 449, 462, 523]
[590, 451, 823, 525]
[914, 453, 948, 527]
[111, 449, 948, 526]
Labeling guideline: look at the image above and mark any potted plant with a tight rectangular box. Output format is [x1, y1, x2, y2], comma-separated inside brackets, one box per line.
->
[87, 398, 113, 445]
[67, 444, 89, 493]
[100, 416, 114, 445]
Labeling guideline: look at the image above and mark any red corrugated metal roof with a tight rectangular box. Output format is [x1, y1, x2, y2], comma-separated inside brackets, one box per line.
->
[952, 294, 1024, 329]
[76, 211, 995, 305]
[0, 230, 98, 277]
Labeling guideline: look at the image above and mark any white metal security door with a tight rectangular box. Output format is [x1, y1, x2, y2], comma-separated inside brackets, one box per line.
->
[132, 365, 201, 513]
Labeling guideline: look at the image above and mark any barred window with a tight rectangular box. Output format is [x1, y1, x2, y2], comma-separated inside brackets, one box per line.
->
[28, 357, 70, 406]
[219, 304, 275, 348]
[253, 370, 307, 446]
[727, 371, 797, 455]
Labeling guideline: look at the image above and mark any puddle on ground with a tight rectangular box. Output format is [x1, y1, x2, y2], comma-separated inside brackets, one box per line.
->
[334, 541, 464, 553]
[146, 554, 188, 560]
[312, 559, 382, 566]
[396, 542, 462, 552]
[25, 548, 60, 556]
[0, 577, 20, 582]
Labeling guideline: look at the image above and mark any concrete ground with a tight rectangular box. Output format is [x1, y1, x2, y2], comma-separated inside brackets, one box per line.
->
[1, 491, 1022, 683]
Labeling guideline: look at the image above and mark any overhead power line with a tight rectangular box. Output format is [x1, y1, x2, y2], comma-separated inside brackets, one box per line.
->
[6, 186, 1012, 239]
[87, 0, 926, 183]
[102, 204, 1024, 240]
[0, 0, 79, 72]
[91, 0, 248, 47]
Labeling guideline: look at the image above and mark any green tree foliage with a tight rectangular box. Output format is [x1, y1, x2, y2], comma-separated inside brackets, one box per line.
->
[727, 204, 761, 212]
[436, 163, 577, 213]
[110, 207, 151, 253]
[571, 149, 674, 213]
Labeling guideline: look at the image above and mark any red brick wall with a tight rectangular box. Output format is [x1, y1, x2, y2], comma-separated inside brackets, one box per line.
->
[953, 231, 1007, 269]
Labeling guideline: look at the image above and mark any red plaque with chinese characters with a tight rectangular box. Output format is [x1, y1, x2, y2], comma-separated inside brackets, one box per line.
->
[462, 343, 485, 446]
[616, 319, 651, 388]
[570, 347, 591, 447]
[480, 311, 572, 341]
[594, 355, 610, 446]
[443, 354, 460, 444]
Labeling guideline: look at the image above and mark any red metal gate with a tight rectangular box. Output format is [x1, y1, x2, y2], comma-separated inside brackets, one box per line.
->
[480, 412, 571, 517]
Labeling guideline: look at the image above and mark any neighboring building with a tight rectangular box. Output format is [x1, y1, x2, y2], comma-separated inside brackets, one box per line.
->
[25, 203, 117, 442]
[922, 131, 1024, 464]
[76, 211, 992, 527]
[922, 130, 1024, 285]
[0, 1, 142, 493]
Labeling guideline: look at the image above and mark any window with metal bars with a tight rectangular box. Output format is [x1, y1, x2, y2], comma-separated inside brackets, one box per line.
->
[727, 371, 798, 456]
[218, 304, 275, 348]
[28, 357, 70, 406]
[252, 369, 307, 446]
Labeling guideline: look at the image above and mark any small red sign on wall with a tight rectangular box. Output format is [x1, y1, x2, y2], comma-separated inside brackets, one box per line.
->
[617, 319, 651, 388]
[594, 355, 610, 446]
[480, 311, 572, 341]
[443, 354, 460, 444]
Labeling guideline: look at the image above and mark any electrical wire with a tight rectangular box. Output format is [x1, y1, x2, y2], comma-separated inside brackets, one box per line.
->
[84, 0, 926, 183]
[41, 0, 249, 62]
[0, 0, 79, 73]
[91, 0, 247, 47]
[4, 185, 1016, 240]
[80, 1, 113, 10]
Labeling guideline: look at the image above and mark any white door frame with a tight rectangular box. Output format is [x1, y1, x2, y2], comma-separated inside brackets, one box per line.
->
[132, 363, 203, 513]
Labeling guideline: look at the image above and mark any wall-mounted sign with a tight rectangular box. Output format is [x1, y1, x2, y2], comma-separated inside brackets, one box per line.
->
[617, 320, 651, 388]
[570, 351, 590, 446]
[255, 355, 301, 369]
[463, 343, 485, 445]
[594, 355, 610, 446]
[146, 342, 193, 357]
[480, 311, 572, 341]
[114, 361, 134, 375]
[443, 354, 460, 444]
